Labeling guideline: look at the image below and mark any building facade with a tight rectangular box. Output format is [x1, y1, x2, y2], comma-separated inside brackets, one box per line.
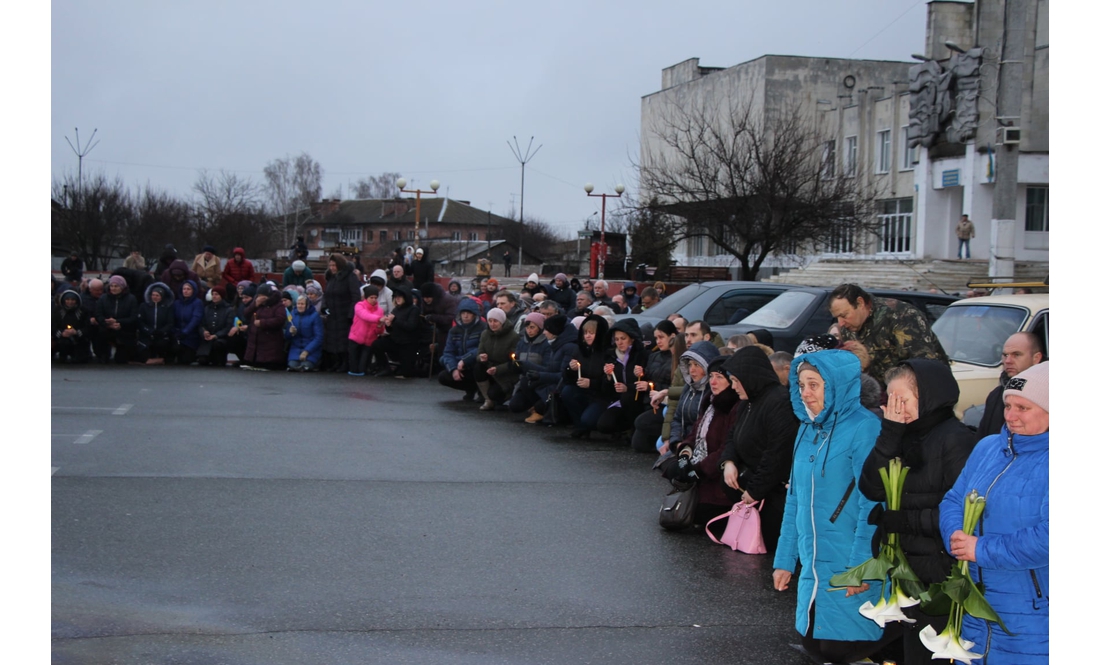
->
[639, 0, 1048, 276]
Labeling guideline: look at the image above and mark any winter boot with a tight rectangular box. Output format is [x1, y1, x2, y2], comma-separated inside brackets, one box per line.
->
[477, 381, 495, 411]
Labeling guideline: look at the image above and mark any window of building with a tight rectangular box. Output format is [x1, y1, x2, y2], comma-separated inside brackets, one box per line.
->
[1025, 187, 1049, 232]
[451, 231, 461, 241]
[379, 230, 388, 243]
[340, 227, 361, 244]
[900, 126, 917, 170]
[844, 136, 858, 177]
[468, 232, 479, 241]
[364, 230, 373, 243]
[825, 225, 855, 254]
[876, 130, 891, 174]
[406, 230, 415, 241]
[878, 198, 914, 253]
[821, 140, 836, 179]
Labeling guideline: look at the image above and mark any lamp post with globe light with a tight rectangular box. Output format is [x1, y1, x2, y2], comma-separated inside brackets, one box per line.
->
[584, 183, 625, 279]
[396, 178, 440, 250]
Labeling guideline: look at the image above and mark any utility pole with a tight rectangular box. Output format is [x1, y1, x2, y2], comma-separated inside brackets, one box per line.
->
[989, 0, 1026, 280]
[507, 136, 542, 270]
[65, 127, 99, 194]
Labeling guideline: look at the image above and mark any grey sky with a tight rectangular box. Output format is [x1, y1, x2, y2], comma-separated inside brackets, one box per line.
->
[51, 0, 927, 238]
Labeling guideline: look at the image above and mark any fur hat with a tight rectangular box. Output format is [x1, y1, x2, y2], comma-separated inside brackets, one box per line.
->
[1003, 361, 1049, 413]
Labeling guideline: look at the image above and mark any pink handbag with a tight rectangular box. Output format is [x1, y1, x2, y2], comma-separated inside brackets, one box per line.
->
[705, 501, 766, 554]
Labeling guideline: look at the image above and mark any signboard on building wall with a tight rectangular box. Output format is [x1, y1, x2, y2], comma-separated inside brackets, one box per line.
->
[941, 169, 960, 187]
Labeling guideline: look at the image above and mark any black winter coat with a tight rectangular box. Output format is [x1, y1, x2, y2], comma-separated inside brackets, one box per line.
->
[644, 348, 673, 392]
[323, 266, 361, 353]
[601, 337, 649, 404]
[386, 286, 422, 346]
[858, 358, 978, 586]
[564, 315, 608, 396]
[94, 291, 139, 342]
[202, 300, 235, 338]
[719, 346, 799, 502]
[976, 371, 1008, 439]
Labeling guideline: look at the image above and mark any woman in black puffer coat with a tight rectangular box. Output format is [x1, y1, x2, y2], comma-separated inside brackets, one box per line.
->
[857, 358, 977, 665]
[322, 253, 362, 372]
[718, 345, 800, 553]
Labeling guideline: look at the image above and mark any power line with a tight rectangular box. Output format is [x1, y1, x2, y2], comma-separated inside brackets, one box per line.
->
[83, 157, 517, 177]
[848, 1, 924, 58]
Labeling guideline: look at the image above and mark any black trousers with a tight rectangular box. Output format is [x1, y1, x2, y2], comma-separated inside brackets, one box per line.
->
[631, 407, 665, 453]
[438, 368, 478, 394]
[197, 339, 229, 366]
[348, 342, 373, 374]
[372, 337, 416, 376]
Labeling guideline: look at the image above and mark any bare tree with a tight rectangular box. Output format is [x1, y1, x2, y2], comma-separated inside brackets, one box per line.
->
[125, 185, 194, 260]
[614, 196, 678, 277]
[193, 169, 274, 258]
[52, 171, 134, 270]
[638, 99, 882, 280]
[262, 153, 323, 247]
[352, 172, 402, 199]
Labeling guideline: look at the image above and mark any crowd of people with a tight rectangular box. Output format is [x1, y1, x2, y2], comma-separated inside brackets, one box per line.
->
[52, 247, 1048, 664]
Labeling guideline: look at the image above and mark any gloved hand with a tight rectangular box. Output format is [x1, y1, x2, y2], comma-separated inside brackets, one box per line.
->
[868, 504, 909, 534]
[662, 455, 694, 483]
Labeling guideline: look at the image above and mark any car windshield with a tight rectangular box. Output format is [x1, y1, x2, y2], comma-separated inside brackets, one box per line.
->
[638, 284, 707, 318]
[931, 304, 1028, 366]
[737, 291, 817, 329]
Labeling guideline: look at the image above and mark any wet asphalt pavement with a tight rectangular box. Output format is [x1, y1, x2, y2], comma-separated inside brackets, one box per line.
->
[52, 365, 803, 664]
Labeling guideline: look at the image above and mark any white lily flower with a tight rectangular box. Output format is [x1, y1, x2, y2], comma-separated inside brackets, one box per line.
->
[896, 587, 921, 608]
[858, 598, 886, 623]
[920, 624, 978, 663]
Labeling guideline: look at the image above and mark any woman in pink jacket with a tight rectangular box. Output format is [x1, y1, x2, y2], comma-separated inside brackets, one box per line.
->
[348, 285, 386, 376]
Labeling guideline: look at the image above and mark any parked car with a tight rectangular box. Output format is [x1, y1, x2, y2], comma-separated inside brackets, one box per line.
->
[717, 288, 958, 355]
[615, 281, 795, 330]
[930, 293, 1049, 423]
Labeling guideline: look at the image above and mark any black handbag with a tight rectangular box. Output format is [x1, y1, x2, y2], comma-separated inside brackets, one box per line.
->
[658, 481, 698, 531]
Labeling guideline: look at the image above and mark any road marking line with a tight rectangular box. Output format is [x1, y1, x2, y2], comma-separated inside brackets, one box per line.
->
[52, 406, 118, 411]
[112, 404, 134, 415]
[73, 430, 103, 445]
[51, 467, 59, 475]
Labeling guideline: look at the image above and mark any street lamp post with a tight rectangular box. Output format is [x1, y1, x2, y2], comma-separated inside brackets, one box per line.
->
[584, 183, 625, 279]
[395, 178, 440, 249]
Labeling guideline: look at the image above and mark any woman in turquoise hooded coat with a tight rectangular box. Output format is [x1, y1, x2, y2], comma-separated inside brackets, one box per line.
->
[773, 349, 885, 663]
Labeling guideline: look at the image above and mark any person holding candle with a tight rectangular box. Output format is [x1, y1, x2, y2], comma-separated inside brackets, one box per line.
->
[595, 319, 650, 439]
[631, 319, 676, 453]
[562, 314, 611, 439]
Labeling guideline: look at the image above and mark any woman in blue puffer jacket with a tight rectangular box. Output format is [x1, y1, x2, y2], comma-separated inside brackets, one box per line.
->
[939, 361, 1048, 664]
[286, 293, 324, 371]
[773, 349, 884, 664]
[172, 279, 204, 365]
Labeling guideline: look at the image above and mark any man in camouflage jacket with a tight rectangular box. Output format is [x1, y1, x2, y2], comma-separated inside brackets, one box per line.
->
[828, 283, 948, 385]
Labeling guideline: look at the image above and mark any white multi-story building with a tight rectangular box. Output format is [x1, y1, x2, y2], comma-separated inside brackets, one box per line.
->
[640, 0, 1048, 278]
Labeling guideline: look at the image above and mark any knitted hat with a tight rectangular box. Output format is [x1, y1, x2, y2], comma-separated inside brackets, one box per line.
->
[211, 284, 227, 299]
[486, 278, 499, 287]
[794, 333, 839, 357]
[108, 275, 127, 288]
[554, 272, 568, 283]
[292, 260, 306, 271]
[524, 312, 545, 330]
[415, 247, 424, 256]
[487, 307, 507, 323]
[527, 273, 539, 283]
[362, 285, 380, 298]
[544, 314, 567, 336]
[203, 244, 216, 253]
[242, 284, 258, 298]
[1003, 361, 1049, 413]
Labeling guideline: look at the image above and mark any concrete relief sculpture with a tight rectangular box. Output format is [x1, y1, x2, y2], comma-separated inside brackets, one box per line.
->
[945, 48, 983, 144]
[907, 48, 982, 148]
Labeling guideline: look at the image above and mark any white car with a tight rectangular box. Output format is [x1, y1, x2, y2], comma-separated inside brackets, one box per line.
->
[931, 293, 1049, 423]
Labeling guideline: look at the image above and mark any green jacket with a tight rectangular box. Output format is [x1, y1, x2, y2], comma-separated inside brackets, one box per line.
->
[479, 325, 520, 392]
[838, 298, 948, 384]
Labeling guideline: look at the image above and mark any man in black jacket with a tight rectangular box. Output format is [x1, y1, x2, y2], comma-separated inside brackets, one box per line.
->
[976, 331, 1044, 439]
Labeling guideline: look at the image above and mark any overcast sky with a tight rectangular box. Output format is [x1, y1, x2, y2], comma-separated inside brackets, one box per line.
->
[51, 0, 928, 238]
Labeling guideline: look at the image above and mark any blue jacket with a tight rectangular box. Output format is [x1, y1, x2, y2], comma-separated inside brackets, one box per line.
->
[286, 305, 324, 365]
[514, 330, 552, 373]
[172, 280, 205, 350]
[441, 299, 486, 372]
[774, 350, 883, 642]
[939, 427, 1048, 664]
